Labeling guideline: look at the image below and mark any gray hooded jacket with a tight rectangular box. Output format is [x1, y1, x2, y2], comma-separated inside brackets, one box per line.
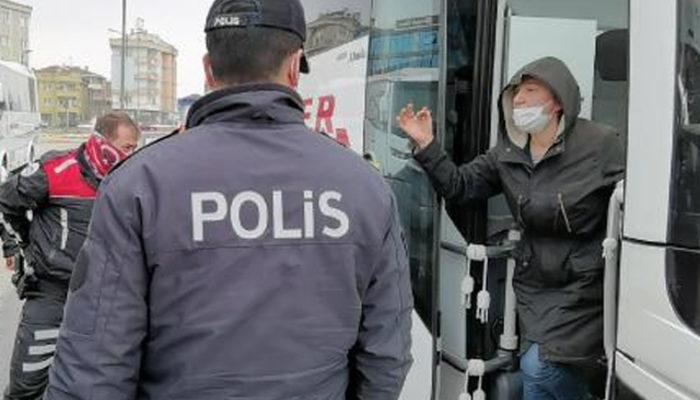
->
[44, 84, 413, 400]
[414, 57, 625, 364]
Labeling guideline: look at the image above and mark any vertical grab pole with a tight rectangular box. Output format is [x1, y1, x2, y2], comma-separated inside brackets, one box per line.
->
[603, 180, 624, 400]
[499, 229, 520, 351]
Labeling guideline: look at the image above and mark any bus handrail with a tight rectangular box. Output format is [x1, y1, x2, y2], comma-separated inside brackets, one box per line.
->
[440, 240, 516, 259]
[603, 180, 624, 399]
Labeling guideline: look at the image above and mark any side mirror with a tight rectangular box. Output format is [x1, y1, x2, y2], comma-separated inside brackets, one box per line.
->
[25, 138, 37, 164]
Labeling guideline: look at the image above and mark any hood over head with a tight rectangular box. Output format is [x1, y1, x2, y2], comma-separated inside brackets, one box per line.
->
[500, 56, 581, 149]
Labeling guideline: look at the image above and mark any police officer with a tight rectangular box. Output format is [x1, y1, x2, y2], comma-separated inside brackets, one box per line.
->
[43, 1, 413, 399]
[0, 112, 140, 400]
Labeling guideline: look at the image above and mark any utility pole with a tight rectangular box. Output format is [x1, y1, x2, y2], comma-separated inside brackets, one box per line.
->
[135, 31, 140, 125]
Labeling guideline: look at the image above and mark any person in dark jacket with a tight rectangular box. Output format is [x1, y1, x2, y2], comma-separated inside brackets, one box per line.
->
[398, 57, 625, 400]
[43, 1, 413, 399]
[0, 112, 140, 400]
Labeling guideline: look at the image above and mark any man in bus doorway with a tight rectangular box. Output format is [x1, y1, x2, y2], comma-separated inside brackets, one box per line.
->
[43, 1, 413, 399]
[398, 57, 625, 399]
[0, 112, 140, 400]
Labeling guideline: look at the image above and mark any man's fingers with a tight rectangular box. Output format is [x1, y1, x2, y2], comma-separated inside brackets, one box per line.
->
[399, 104, 430, 129]
[398, 106, 417, 125]
[417, 108, 432, 121]
[397, 110, 408, 124]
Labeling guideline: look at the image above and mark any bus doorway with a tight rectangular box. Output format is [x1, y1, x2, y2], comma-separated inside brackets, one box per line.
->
[299, 0, 631, 398]
[435, 0, 630, 399]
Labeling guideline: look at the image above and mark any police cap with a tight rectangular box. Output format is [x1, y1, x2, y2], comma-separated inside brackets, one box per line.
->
[205, 0, 310, 73]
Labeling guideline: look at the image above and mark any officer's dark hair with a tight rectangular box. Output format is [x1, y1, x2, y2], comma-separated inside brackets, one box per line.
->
[206, 27, 302, 84]
[95, 112, 139, 139]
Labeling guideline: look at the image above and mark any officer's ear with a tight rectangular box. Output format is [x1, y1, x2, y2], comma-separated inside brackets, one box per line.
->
[285, 49, 303, 89]
[203, 54, 218, 90]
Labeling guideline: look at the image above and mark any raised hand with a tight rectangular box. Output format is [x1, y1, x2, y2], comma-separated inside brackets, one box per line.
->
[397, 103, 434, 150]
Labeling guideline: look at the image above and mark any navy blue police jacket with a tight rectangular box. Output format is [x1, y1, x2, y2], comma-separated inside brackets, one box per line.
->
[44, 83, 413, 400]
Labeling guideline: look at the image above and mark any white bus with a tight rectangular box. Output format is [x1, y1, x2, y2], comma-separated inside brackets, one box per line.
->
[298, 0, 700, 399]
[0, 60, 41, 172]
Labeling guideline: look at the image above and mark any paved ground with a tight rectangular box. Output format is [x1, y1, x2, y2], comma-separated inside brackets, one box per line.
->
[0, 264, 22, 392]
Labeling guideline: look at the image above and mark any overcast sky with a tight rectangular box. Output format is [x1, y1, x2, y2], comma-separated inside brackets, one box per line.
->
[16, 0, 435, 97]
[20, 1, 215, 97]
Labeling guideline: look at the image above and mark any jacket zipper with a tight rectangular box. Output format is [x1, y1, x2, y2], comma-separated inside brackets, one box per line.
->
[517, 195, 527, 229]
[557, 193, 573, 234]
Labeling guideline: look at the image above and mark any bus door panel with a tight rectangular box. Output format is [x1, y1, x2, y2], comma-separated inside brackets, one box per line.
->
[617, 243, 700, 399]
[617, 0, 700, 398]
[363, 1, 444, 398]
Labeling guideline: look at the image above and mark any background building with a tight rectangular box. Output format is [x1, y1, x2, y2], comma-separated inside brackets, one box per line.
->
[0, 0, 31, 65]
[306, 9, 368, 57]
[36, 66, 111, 128]
[110, 22, 178, 126]
[82, 70, 112, 125]
[37, 66, 85, 128]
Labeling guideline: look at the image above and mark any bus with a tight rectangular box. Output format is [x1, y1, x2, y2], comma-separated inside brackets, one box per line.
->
[298, 0, 700, 399]
[0, 60, 41, 173]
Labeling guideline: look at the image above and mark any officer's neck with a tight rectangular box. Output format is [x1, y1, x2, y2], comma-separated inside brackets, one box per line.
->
[212, 74, 292, 92]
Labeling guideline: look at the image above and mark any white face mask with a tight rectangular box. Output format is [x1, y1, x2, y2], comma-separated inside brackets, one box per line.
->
[512, 103, 553, 135]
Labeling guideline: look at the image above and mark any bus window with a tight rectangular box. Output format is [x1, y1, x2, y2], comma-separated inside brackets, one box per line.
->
[0, 64, 33, 113]
[668, 0, 700, 335]
[504, 0, 630, 138]
[298, 0, 371, 154]
[364, 0, 442, 332]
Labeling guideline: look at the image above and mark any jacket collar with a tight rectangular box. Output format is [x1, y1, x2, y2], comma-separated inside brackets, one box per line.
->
[186, 83, 306, 129]
[75, 144, 102, 190]
[496, 129, 568, 167]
